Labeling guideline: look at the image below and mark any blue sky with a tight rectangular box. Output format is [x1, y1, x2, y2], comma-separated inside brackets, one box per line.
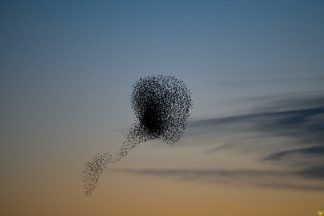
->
[1, 0, 324, 163]
[1, 1, 324, 122]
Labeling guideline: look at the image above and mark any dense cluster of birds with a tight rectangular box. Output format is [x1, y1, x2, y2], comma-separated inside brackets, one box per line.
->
[129, 75, 192, 144]
[81, 75, 193, 196]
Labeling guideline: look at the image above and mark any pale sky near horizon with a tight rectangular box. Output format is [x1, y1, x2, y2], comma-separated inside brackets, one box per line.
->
[1, 1, 324, 215]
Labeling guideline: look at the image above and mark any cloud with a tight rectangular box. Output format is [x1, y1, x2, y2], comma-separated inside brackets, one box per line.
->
[115, 168, 324, 191]
[128, 94, 324, 190]
[296, 165, 324, 179]
[188, 94, 324, 173]
[188, 95, 324, 150]
[264, 146, 324, 162]
[115, 94, 324, 191]
[190, 101, 324, 142]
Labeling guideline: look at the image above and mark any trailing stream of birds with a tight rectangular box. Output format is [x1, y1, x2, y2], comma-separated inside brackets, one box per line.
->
[81, 75, 193, 196]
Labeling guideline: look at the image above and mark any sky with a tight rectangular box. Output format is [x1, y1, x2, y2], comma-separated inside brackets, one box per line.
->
[1, 0, 324, 215]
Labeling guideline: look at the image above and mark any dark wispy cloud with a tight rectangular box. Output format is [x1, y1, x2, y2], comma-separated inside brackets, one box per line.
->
[264, 146, 324, 162]
[212, 77, 324, 87]
[189, 94, 324, 178]
[115, 168, 324, 191]
[190, 97, 324, 138]
[118, 94, 324, 190]
[188, 95, 324, 146]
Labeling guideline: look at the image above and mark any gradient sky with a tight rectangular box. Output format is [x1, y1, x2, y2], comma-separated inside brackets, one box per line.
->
[1, 1, 324, 215]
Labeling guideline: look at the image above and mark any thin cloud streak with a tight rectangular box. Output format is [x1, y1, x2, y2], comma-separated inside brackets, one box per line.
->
[115, 168, 324, 191]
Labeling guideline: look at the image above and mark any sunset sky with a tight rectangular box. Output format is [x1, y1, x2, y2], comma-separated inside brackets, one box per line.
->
[1, 0, 324, 215]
